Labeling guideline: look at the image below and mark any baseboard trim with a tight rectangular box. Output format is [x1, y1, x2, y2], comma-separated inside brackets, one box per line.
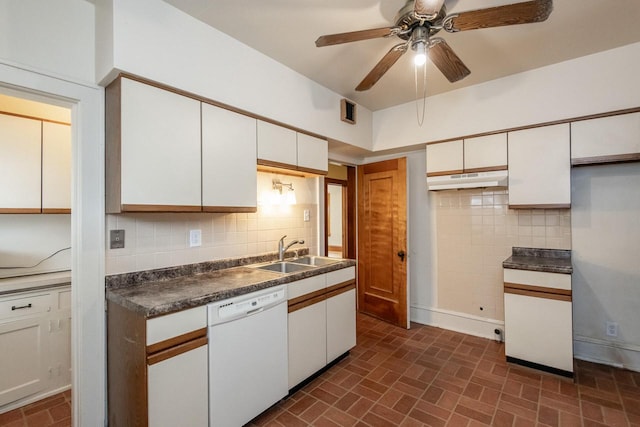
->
[0, 384, 70, 414]
[574, 335, 640, 372]
[410, 305, 504, 341]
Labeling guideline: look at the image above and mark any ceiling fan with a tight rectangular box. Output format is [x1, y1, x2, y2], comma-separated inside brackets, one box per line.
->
[315, 0, 553, 91]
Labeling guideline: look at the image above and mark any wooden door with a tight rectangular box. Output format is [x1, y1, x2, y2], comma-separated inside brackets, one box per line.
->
[357, 158, 408, 328]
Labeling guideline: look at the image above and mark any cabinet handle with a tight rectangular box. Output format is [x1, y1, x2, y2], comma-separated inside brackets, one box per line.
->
[11, 303, 32, 311]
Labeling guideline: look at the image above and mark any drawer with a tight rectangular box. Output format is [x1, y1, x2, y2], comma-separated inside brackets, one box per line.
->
[504, 268, 571, 291]
[287, 274, 326, 300]
[0, 293, 52, 321]
[147, 306, 207, 346]
[326, 267, 356, 287]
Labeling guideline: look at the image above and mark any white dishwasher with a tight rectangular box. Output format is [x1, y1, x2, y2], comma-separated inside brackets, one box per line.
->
[207, 285, 288, 427]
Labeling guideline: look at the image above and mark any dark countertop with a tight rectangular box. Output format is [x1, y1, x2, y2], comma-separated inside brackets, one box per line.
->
[502, 247, 572, 274]
[106, 252, 356, 318]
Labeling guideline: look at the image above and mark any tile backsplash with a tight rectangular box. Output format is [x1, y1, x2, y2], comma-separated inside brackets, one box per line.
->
[434, 188, 571, 321]
[106, 204, 318, 275]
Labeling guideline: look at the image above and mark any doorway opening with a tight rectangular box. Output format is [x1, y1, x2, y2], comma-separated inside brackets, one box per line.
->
[324, 163, 356, 259]
[0, 90, 73, 422]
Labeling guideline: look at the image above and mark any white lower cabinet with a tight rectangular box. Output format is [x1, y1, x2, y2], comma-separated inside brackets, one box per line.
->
[0, 286, 71, 409]
[326, 288, 356, 362]
[288, 300, 327, 389]
[287, 266, 356, 389]
[148, 345, 208, 427]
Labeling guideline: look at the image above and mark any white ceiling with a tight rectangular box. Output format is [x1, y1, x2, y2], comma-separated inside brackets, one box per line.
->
[163, 0, 640, 112]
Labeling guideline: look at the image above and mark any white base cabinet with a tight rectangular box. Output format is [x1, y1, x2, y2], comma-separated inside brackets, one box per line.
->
[0, 286, 71, 409]
[287, 266, 356, 389]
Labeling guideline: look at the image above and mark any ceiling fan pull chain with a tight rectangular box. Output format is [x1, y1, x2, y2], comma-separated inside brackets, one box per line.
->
[414, 60, 428, 126]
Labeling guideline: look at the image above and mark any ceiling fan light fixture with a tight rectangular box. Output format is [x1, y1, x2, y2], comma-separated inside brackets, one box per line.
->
[413, 41, 427, 66]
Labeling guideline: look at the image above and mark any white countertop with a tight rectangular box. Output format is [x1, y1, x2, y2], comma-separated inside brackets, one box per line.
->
[0, 271, 71, 295]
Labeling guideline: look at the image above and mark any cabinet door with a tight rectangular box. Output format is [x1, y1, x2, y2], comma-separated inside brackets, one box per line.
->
[147, 345, 208, 427]
[508, 124, 570, 208]
[464, 134, 507, 172]
[42, 122, 71, 213]
[257, 120, 297, 167]
[0, 316, 49, 406]
[571, 112, 640, 164]
[288, 300, 327, 389]
[504, 293, 573, 373]
[297, 133, 328, 174]
[426, 140, 463, 176]
[120, 78, 201, 210]
[0, 114, 41, 212]
[202, 103, 257, 212]
[326, 288, 356, 363]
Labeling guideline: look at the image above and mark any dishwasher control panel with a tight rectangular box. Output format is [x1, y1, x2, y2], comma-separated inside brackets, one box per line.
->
[208, 286, 286, 324]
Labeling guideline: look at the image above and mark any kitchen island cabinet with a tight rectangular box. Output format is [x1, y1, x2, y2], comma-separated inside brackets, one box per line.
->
[507, 123, 570, 208]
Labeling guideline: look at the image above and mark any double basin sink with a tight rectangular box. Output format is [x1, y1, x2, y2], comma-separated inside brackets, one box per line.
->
[251, 256, 340, 274]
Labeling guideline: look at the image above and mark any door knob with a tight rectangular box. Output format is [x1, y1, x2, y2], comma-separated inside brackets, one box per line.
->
[397, 250, 405, 262]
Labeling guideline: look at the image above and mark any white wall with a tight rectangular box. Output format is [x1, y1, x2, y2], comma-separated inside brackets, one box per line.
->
[0, 0, 95, 83]
[95, 0, 372, 151]
[572, 163, 640, 371]
[373, 42, 640, 151]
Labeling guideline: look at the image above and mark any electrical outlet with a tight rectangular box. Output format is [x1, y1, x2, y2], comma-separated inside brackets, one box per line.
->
[606, 321, 618, 337]
[110, 230, 125, 249]
[189, 229, 202, 247]
[303, 209, 310, 222]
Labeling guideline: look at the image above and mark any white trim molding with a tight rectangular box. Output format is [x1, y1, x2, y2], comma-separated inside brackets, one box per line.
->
[574, 335, 640, 373]
[411, 304, 504, 341]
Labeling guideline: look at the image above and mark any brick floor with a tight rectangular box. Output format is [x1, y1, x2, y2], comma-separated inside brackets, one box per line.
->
[0, 389, 71, 427]
[249, 313, 640, 426]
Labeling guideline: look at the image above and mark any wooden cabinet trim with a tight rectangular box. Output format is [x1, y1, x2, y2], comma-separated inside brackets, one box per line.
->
[0, 208, 41, 214]
[571, 153, 640, 167]
[202, 206, 257, 213]
[146, 336, 208, 366]
[297, 165, 328, 176]
[105, 78, 123, 214]
[504, 282, 572, 302]
[425, 169, 464, 177]
[257, 159, 297, 172]
[325, 281, 356, 300]
[41, 208, 71, 214]
[288, 279, 355, 313]
[508, 204, 570, 210]
[146, 327, 207, 355]
[0, 111, 70, 126]
[288, 294, 326, 313]
[463, 165, 508, 174]
[121, 204, 202, 213]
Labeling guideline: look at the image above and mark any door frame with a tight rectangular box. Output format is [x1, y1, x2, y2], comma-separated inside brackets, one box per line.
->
[0, 60, 106, 426]
[324, 167, 356, 259]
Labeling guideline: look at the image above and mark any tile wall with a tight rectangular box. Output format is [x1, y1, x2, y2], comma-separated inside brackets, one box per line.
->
[434, 188, 571, 321]
[106, 173, 318, 275]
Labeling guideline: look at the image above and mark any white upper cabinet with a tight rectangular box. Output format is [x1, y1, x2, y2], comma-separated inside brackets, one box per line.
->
[202, 103, 257, 212]
[297, 133, 328, 174]
[571, 112, 640, 165]
[109, 77, 202, 212]
[257, 120, 328, 174]
[0, 114, 42, 212]
[42, 122, 71, 213]
[464, 133, 507, 172]
[508, 124, 570, 208]
[426, 140, 463, 175]
[256, 120, 297, 167]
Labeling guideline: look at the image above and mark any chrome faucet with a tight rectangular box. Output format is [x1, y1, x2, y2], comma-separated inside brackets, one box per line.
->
[278, 235, 305, 261]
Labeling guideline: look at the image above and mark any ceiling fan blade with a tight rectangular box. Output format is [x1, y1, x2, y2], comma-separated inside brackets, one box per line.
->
[414, 0, 445, 19]
[315, 27, 401, 47]
[443, 0, 553, 32]
[356, 43, 408, 91]
[427, 38, 470, 83]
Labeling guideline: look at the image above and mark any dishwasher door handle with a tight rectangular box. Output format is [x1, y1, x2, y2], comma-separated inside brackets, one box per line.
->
[246, 307, 264, 316]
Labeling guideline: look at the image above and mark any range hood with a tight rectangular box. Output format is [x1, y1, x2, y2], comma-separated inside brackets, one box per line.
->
[427, 170, 508, 191]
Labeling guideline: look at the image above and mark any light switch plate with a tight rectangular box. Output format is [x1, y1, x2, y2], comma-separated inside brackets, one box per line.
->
[303, 209, 310, 222]
[189, 229, 202, 247]
[110, 230, 125, 249]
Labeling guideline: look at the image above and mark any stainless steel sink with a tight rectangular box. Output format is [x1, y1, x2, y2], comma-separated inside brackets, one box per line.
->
[252, 261, 314, 274]
[288, 256, 340, 267]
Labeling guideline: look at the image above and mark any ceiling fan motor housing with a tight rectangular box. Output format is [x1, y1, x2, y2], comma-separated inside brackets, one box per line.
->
[395, 0, 446, 40]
